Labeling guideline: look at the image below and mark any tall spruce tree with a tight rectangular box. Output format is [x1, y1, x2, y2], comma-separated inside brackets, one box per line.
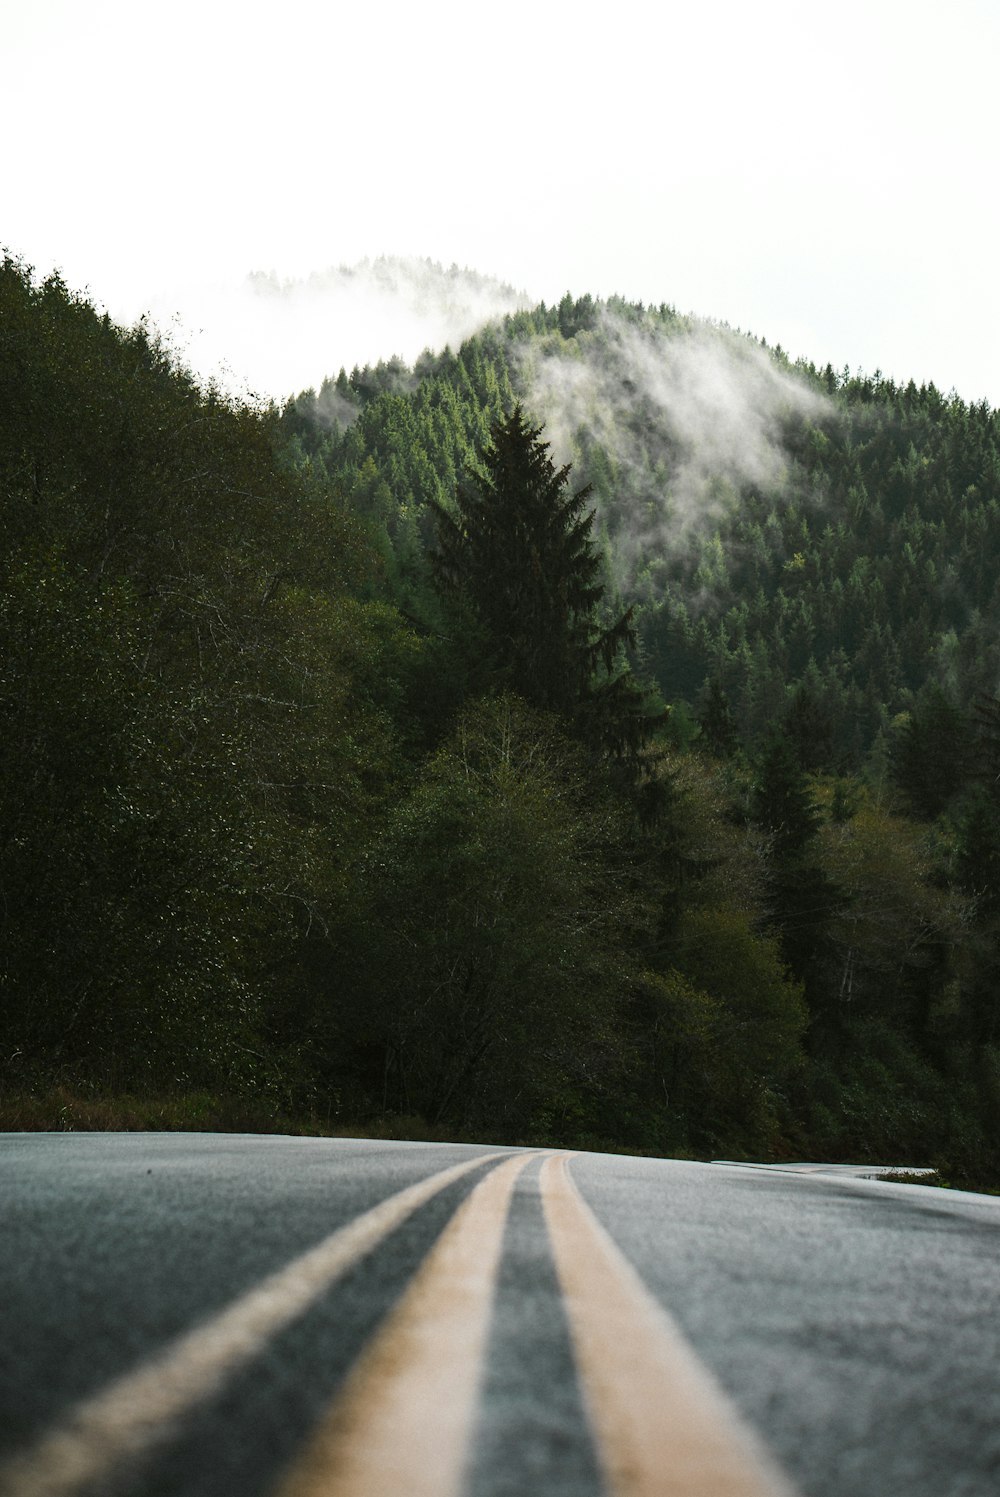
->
[752, 731, 840, 1001]
[697, 677, 740, 758]
[432, 406, 654, 762]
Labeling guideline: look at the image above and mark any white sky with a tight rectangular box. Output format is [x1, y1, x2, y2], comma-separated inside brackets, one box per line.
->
[3, 0, 998, 404]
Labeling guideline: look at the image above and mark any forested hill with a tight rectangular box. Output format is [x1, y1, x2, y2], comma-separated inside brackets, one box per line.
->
[2, 258, 999, 1187]
[281, 294, 1000, 773]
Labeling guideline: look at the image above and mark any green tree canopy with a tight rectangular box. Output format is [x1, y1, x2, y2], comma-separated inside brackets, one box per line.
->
[333, 694, 636, 1132]
[432, 406, 655, 763]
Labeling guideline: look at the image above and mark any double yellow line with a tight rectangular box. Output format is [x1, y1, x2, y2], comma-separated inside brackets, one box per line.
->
[1, 1150, 799, 1497]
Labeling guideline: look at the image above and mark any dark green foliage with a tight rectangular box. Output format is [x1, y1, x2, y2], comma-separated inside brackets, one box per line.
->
[957, 789, 1000, 919]
[696, 677, 740, 758]
[971, 693, 1000, 792]
[891, 687, 972, 819]
[273, 292, 1000, 1177]
[751, 734, 842, 1004]
[952, 788, 1000, 1047]
[752, 733, 823, 860]
[783, 679, 835, 772]
[328, 695, 639, 1133]
[0, 256, 400, 1094]
[432, 407, 656, 763]
[3, 257, 999, 1183]
[287, 296, 1000, 792]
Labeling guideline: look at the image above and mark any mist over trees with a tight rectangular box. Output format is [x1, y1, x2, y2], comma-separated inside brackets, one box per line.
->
[2, 258, 999, 1182]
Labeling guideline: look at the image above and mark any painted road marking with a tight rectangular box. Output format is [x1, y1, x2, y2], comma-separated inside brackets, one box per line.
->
[274, 1151, 537, 1497]
[0, 1152, 501, 1497]
[541, 1154, 800, 1497]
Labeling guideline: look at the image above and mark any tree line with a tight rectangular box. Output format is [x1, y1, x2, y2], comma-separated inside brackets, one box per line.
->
[2, 258, 997, 1182]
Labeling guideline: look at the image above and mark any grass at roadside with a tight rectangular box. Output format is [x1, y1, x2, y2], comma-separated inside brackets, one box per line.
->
[2, 1087, 997, 1195]
[0, 1086, 467, 1142]
[0, 1085, 659, 1154]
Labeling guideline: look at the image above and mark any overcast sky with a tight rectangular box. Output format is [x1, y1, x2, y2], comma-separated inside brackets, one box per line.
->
[4, 0, 998, 404]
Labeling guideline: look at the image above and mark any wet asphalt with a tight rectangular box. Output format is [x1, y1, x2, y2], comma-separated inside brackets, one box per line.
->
[1, 1133, 998, 1496]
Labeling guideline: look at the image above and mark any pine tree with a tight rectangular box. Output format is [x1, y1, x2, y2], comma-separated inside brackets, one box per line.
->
[752, 732, 840, 997]
[890, 686, 971, 819]
[432, 406, 655, 762]
[697, 677, 740, 758]
[752, 733, 823, 861]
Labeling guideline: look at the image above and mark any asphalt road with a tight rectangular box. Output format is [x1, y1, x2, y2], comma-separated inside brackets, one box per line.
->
[1, 1134, 998, 1497]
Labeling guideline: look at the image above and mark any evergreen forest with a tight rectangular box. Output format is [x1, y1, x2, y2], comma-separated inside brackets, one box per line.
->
[3, 257, 999, 1184]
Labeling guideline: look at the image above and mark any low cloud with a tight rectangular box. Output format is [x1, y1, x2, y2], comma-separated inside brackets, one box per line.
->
[516, 307, 831, 587]
[138, 257, 531, 402]
[133, 263, 829, 592]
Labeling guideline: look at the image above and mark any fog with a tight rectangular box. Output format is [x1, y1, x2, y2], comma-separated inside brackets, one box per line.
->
[135, 258, 531, 402]
[516, 308, 831, 585]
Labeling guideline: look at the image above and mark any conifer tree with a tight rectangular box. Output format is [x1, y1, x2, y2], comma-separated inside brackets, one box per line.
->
[891, 687, 971, 819]
[432, 406, 655, 762]
[697, 677, 740, 758]
[752, 732, 840, 997]
[752, 733, 823, 860]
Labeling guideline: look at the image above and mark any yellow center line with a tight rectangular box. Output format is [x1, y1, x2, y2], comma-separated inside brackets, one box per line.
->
[273, 1150, 538, 1497]
[540, 1154, 800, 1497]
[0, 1151, 502, 1497]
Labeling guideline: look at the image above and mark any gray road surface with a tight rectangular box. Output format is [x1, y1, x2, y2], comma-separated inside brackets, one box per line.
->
[0, 1134, 997, 1496]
